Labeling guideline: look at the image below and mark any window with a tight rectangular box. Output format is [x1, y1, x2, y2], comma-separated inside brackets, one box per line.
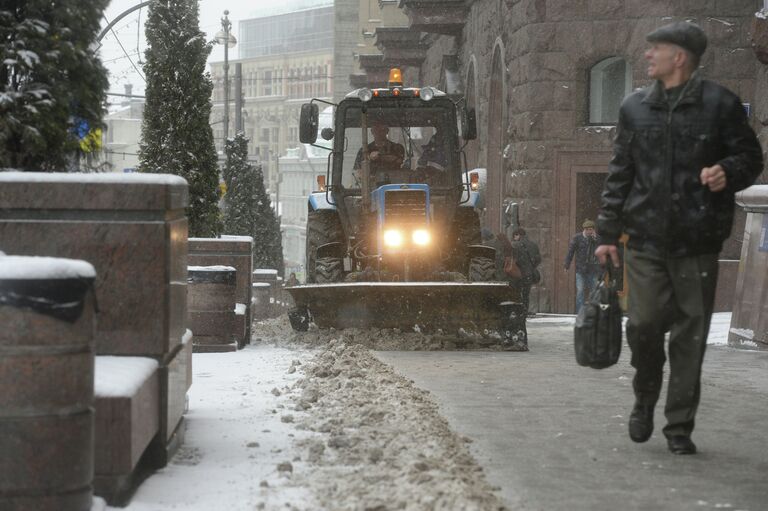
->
[589, 57, 631, 125]
[264, 70, 273, 96]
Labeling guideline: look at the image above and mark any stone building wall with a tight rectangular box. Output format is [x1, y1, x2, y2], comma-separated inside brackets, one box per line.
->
[413, 0, 762, 312]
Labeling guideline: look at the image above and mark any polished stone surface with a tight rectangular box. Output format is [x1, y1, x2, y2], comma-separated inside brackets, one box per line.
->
[161, 335, 193, 443]
[0, 174, 188, 356]
[0, 282, 95, 511]
[189, 237, 253, 343]
[94, 362, 159, 475]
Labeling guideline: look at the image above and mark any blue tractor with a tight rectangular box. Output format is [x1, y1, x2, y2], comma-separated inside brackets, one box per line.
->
[287, 69, 525, 339]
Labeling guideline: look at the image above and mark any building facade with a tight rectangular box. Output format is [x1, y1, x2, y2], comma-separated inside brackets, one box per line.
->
[209, 3, 334, 207]
[346, 0, 766, 313]
[102, 87, 144, 173]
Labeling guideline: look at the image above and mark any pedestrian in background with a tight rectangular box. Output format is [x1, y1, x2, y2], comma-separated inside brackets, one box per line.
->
[595, 21, 763, 455]
[285, 272, 299, 287]
[564, 219, 601, 313]
[496, 231, 529, 351]
[512, 227, 542, 316]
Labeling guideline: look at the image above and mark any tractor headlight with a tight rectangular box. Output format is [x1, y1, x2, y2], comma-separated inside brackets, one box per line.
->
[358, 88, 373, 102]
[421, 86, 435, 102]
[412, 229, 430, 246]
[383, 229, 403, 247]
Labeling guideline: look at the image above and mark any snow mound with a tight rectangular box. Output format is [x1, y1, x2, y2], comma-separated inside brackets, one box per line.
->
[289, 338, 504, 510]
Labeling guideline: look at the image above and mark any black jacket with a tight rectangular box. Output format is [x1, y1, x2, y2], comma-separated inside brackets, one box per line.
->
[564, 233, 601, 274]
[513, 236, 542, 278]
[598, 74, 763, 256]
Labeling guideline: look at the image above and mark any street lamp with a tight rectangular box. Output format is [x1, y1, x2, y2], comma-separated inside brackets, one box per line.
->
[215, 10, 237, 143]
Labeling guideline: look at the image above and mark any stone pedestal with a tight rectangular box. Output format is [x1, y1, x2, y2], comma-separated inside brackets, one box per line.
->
[729, 185, 768, 350]
[188, 267, 238, 352]
[252, 282, 272, 320]
[0, 256, 97, 511]
[188, 236, 253, 347]
[0, 173, 188, 356]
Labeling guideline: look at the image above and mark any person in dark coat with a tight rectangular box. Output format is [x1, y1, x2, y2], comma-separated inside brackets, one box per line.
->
[595, 22, 763, 455]
[495, 231, 528, 351]
[564, 219, 601, 313]
[512, 227, 542, 316]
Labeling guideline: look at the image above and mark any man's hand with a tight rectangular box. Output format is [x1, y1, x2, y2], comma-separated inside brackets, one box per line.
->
[595, 244, 621, 268]
[700, 164, 727, 192]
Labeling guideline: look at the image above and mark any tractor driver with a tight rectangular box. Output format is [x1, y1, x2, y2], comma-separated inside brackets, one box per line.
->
[414, 127, 448, 183]
[353, 122, 405, 176]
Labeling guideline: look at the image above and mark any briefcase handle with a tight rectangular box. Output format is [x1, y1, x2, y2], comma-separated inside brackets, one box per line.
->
[601, 263, 618, 288]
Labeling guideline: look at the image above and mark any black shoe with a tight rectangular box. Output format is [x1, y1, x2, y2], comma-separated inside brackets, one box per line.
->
[628, 403, 654, 443]
[667, 435, 697, 455]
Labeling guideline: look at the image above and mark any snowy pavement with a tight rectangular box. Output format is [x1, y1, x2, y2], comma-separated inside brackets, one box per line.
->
[110, 345, 316, 511]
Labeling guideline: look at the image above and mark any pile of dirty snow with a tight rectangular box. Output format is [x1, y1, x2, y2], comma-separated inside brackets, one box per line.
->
[283, 338, 506, 511]
[254, 316, 510, 351]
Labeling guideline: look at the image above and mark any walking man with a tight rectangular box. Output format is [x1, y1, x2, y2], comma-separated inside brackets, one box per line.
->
[564, 220, 601, 313]
[595, 22, 763, 454]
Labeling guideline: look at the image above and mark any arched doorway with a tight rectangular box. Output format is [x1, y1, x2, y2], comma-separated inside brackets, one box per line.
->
[485, 42, 505, 233]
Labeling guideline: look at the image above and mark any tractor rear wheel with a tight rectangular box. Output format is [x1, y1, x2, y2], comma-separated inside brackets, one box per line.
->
[469, 256, 495, 282]
[315, 256, 343, 283]
[306, 209, 343, 283]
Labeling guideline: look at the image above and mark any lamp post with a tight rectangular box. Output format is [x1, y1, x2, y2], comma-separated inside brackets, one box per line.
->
[215, 10, 237, 143]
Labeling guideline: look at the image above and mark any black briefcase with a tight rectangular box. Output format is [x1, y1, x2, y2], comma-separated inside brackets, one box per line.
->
[574, 267, 622, 369]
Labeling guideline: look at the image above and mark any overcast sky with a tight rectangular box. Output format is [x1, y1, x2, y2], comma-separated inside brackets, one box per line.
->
[99, 0, 330, 105]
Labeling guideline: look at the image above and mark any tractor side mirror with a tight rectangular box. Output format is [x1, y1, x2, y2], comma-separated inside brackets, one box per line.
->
[320, 127, 335, 141]
[461, 108, 477, 140]
[299, 103, 319, 144]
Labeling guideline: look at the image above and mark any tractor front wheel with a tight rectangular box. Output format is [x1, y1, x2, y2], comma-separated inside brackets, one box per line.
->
[468, 256, 495, 282]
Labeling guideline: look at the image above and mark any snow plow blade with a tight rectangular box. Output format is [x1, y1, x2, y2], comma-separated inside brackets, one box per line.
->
[286, 282, 517, 330]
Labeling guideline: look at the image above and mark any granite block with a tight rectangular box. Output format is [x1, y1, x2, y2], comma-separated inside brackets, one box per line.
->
[189, 237, 253, 341]
[161, 334, 192, 444]
[0, 173, 188, 357]
[187, 281, 238, 312]
[0, 411, 93, 497]
[94, 361, 160, 476]
[0, 276, 95, 511]
[187, 311, 236, 338]
[0, 172, 188, 211]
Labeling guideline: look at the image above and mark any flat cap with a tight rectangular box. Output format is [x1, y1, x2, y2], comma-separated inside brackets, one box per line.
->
[646, 21, 707, 58]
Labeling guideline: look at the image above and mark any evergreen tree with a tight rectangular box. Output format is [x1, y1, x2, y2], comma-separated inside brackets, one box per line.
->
[139, 0, 221, 237]
[222, 133, 284, 274]
[0, 0, 109, 170]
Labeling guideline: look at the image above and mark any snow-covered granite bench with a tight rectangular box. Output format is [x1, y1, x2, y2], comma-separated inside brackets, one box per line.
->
[93, 356, 159, 503]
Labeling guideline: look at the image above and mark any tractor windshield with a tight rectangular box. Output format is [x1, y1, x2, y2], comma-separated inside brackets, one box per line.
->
[337, 104, 458, 191]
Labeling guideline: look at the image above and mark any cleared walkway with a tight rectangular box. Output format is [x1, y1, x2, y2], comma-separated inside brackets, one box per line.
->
[377, 318, 768, 511]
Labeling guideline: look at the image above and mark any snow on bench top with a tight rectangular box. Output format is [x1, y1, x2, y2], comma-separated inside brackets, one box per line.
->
[253, 269, 278, 275]
[0, 171, 186, 186]
[252, 282, 271, 288]
[235, 303, 246, 315]
[189, 236, 253, 243]
[94, 356, 159, 398]
[219, 235, 254, 242]
[0, 255, 96, 280]
[188, 265, 236, 272]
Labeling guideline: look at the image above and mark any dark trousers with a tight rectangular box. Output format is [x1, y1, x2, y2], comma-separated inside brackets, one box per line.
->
[625, 248, 718, 438]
